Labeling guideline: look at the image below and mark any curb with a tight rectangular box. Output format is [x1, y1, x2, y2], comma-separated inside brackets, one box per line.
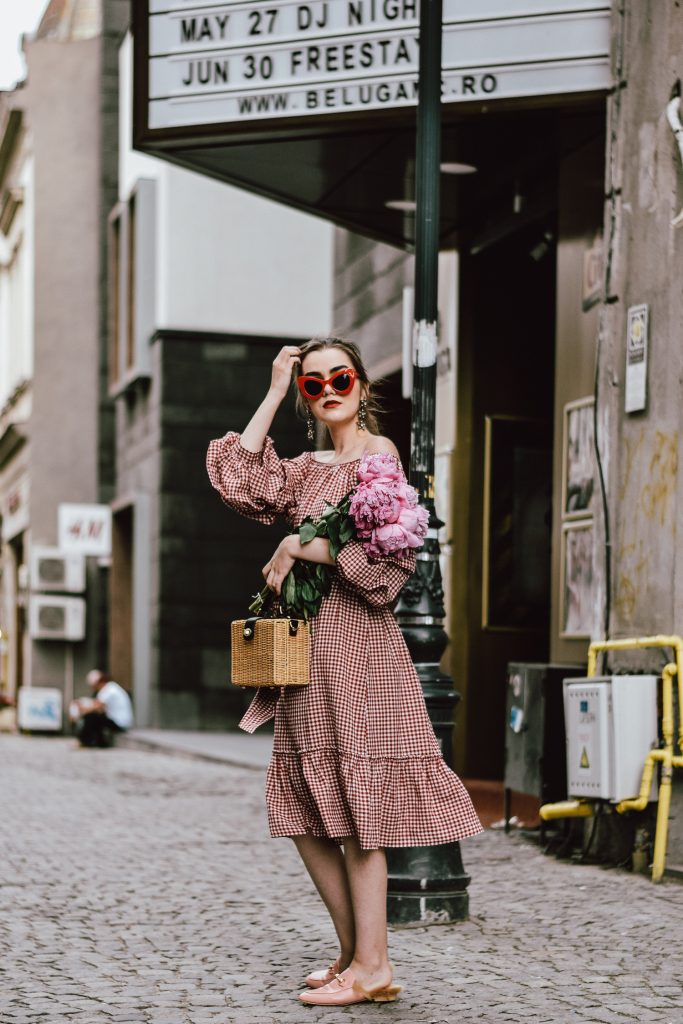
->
[116, 734, 267, 772]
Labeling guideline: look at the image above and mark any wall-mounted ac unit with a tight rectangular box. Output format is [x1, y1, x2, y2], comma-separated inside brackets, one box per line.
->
[29, 595, 86, 641]
[30, 547, 85, 593]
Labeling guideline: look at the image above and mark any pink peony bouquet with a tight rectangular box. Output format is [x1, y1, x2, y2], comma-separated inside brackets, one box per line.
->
[250, 452, 428, 620]
[349, 453, 429, 558]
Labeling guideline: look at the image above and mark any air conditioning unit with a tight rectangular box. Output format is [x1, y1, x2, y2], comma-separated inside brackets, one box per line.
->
[30, 547, 85, 593]
[563, 676, 658, 802]
[29, 595, 86, 641]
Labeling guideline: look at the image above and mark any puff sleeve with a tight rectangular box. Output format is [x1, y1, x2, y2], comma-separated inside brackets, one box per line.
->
[206, 431, 307, 526]
[335, 541, 416, 609]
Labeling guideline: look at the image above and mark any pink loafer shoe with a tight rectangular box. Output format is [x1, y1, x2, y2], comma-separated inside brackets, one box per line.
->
[299, 969, 401, 1006]
[304, 959, 341, 989]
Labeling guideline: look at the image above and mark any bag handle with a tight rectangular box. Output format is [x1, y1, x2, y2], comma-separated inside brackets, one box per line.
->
[242, 613, 301, 641]
[242, 616, 259, 641]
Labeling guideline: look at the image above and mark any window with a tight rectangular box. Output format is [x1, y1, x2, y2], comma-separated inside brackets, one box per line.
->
[107, 206, 122, 391]
[107, 179, 156, 394]
[126, 192, 136, 372]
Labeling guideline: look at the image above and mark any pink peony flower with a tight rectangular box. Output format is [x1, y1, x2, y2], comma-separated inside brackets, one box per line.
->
[396, 504, 429, 543]
[349, 482, 401, 532]
[357, 452, 403, 484]
[347, 455, 429, 559]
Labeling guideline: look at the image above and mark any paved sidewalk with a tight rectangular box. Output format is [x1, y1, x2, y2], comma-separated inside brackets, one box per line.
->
[118, 728, 273, 770]
[2, 734, 683, 1024]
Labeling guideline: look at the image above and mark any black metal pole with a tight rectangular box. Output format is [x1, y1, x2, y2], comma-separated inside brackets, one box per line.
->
[387, 0, 472, 926]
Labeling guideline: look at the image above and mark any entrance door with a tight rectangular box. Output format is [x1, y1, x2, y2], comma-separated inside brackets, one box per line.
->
[454, 220, 556, 779]
[377, 370, 411, 468]
[110, 506, 133, 693]
[8, 533, 27, 696]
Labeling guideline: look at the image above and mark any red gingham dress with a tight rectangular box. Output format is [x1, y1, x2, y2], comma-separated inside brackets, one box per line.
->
[206, 432, 483, 850]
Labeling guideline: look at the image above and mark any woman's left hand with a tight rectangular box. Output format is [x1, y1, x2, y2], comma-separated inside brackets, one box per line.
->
[262, 537, 296, 595]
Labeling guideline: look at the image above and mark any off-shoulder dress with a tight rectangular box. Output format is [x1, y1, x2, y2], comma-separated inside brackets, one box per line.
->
[206, 432, 482, 850]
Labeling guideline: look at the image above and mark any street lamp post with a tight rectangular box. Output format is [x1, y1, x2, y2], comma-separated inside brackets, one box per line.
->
[387, 0, 472, 925]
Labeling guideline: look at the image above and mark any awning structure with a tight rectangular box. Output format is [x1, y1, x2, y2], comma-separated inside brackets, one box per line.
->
[133, 1, 612, 247]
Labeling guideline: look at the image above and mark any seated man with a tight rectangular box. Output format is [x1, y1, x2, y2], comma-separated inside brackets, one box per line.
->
[72, 669, 133, 748]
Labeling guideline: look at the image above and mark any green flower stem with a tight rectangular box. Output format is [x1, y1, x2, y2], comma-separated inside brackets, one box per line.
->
[247, 492, 355, 622]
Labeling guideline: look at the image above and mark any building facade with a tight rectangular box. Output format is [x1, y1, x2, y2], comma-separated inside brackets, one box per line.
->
[130, 0, 683, 870]
[111, 34, 334, 728]
[0, 0, 128, 719]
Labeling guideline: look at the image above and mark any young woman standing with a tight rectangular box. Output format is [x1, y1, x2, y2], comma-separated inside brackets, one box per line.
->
[206, 337, 482, 1006]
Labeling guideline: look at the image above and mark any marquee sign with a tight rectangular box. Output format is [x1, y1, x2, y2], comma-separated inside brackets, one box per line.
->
[139, 0, 611, 136]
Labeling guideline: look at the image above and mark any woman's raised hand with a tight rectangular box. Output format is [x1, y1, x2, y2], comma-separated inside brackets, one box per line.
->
[270, 345, 301, 399]
[239, 346, 302, 453]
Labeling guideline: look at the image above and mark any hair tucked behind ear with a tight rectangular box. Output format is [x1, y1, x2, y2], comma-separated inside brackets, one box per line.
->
[293, 335, 383, 435]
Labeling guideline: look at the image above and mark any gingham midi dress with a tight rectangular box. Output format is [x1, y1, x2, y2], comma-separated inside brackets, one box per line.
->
[206, 432, 483, 850]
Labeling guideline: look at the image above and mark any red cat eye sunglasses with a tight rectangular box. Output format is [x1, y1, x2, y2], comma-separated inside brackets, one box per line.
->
[296, 367, 359, 401]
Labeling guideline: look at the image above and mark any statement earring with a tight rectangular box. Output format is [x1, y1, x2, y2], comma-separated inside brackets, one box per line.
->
[306, 410, 315, 443]
[357, 397, 368, 431]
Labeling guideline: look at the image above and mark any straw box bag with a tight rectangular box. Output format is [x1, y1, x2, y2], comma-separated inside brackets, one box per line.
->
[230, 614, 310, 688]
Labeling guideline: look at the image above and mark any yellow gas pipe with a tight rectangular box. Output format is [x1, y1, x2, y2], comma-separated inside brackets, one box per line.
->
[539, 800, 593, 821]
[539, 636, 683, 882]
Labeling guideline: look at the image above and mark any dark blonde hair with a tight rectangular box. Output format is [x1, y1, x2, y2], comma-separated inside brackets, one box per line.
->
[294, 336, 382, 435]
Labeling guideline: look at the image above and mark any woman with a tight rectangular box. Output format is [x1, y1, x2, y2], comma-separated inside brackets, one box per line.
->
[206, 337, 482, 1007]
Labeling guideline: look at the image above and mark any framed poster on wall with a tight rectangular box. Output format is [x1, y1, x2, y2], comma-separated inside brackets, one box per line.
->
[562, 397, 595, 519]
[482, 416, 552, 631]
[560, 519, 595, 638]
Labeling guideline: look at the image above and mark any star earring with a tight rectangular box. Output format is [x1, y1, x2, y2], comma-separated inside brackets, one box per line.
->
[357, 397, 368, 431]
[306, 410, 315, 443]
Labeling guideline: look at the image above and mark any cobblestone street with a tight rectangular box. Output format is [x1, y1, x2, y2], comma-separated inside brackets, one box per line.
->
[2, 735, 683, 1024]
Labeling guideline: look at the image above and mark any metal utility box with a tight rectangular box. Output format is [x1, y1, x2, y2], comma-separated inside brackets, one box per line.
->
[505, 663, 586, 815]
[564, 676, 659, 802]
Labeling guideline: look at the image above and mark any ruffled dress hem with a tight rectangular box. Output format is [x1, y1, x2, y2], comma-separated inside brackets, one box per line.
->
[266, 748, 484, 851]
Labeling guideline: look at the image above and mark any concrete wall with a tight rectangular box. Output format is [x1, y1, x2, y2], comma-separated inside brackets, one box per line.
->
[599, 1, 683, 644]
[112, 343, 161, 725]
[24, 35, 104, 690]
[26, 36, 101, 536]
[332, 228, 412, 376]
[596, 0, 683, 872]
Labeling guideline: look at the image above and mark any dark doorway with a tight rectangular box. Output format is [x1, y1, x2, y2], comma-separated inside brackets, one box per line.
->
[455, 216, 556, 780]
[110, 506, 133, 694]
[376, 370, 411, 469]
[9, 533, 26, 695]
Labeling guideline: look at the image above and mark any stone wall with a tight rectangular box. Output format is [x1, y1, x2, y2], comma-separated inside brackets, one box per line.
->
[596, 0, 683, 872]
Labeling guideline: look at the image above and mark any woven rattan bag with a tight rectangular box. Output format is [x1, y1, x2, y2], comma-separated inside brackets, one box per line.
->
[230, 613, 310, 688]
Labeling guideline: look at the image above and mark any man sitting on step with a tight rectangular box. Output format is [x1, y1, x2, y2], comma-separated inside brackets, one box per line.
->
[71, 669, 133, 748]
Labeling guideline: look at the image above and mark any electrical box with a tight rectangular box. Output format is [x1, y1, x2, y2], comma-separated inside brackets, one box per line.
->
[505, 663, 585, 803]
[18, 687, 63, 731]
[564, 676, 658, 802]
